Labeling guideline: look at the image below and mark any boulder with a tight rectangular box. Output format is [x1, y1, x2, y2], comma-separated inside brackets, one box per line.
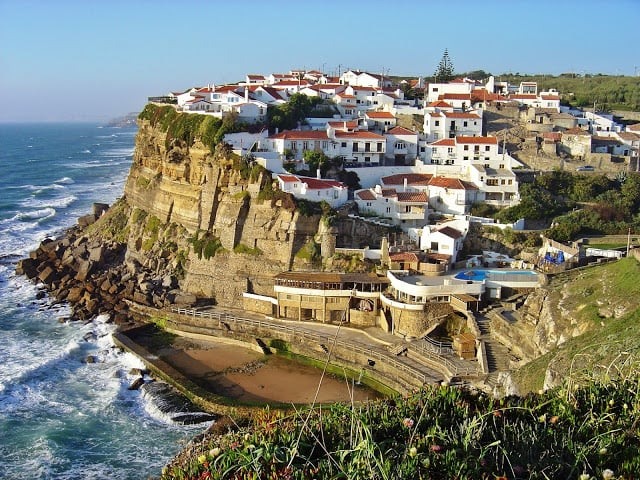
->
[162, 275, 177, 289]
[74, 260, 94, 282]
[15, 258, 38, 279]
[77, 214, 97, 228]
[88, 245, 104, 263]
[93, 203, 109, 217]
[38, 266, 58, 285]
[128, 377, 145, 391]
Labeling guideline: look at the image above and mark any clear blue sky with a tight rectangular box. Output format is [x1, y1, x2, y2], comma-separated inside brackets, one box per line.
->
[1, 0, 638, 122]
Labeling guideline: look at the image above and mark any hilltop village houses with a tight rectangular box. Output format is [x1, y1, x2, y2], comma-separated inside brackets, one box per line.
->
[149, 68, 635, 338]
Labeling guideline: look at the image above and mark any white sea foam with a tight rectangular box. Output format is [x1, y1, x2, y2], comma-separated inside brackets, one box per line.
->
[100, 147, 135, 157]
[82, 149, 91, 154]
[15, 207, 56, 222]
[21, 195, 77, 210]
[54, 176, 75, 185]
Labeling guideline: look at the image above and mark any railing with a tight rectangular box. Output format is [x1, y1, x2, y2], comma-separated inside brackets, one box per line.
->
[169, 308, 438, 384]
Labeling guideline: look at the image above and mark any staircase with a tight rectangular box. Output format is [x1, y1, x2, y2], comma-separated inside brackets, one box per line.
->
[476, 313, 511, 373]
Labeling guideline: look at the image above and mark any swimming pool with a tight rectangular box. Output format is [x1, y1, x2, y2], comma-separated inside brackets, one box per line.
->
[454, 270, 538, 281]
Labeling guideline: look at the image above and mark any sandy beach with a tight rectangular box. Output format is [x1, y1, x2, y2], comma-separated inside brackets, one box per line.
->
[155, 336, 382, 404]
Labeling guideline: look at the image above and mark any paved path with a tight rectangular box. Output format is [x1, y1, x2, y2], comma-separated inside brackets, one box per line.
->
[169, 305, 482, 387]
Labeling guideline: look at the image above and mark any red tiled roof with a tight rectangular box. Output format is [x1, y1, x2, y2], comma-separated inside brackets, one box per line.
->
[269, 130, 329, 140]
[387, 126, 416, 135]
[437, 226, 463, 239]
[381, 188, 398, 198]
[397, 192, 428, 202]
[381, 173, 432, 186]
[356, 190, 376, 201]
[541, 95, 560, 100]
[351, 86, 377, 92]
[564, 127, 591, 136]
[431, 138, 455, 146]
[328, 120, 358, 130]
[429, 112, 443, 117]
[366, 111, 395, 119]
[428, 101, 453, 108]
[334, 131, 385, 139]
[618, 131, 640, 141]
[428, 176, 478, 190]
[440, 93, 471, 100]
[444, 112, 481, 119]
[470, 90, 502, 102]
[247, 74, 265, 79]
[627, 123, 640, 132]
[543, 132, 562, 141]
[389, 252, 420, 262]
[278, 174, 345, 189]
[272, 80, 311, 87]
[456, 136, 498, 145]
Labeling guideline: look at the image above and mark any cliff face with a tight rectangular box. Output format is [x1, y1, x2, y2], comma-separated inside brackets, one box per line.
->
[122, 119, 322, 307]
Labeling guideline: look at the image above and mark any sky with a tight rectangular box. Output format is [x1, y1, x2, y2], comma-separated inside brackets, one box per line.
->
[1, 0, 638, 123]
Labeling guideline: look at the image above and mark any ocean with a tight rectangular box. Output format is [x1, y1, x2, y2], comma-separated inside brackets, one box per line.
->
[0, 123, 206, 479]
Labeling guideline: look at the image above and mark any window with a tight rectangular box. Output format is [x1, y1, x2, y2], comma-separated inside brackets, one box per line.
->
[463, 156, 468, 161]
[365, 142, 371, 152]
[322, 141, 328, 149]
[366, 202, 372, 207]
[377, 143, 383, 152]
[464, 145, 469, 151]
[386, 207, 391, 213]
[434, 121, 440, 126]
[302, 141, 309, 150]
[499, 164, 504, 169]
[463, 121, 468, 127]
[501, 179, 506, 185]
[508, 179, 513, 185]
[485, 146, 490, 151]
[484, 163, 490, 168]
[353, 143, 359, 152]
[395, 142, 406, 149]
[341, 142, 347, 148]
[447, 147, 453, 153]
[364, 156, 371, 163]
[420, 146, 426, 153]
[433, 87, 439, 92]
[487, 179, 498, 186]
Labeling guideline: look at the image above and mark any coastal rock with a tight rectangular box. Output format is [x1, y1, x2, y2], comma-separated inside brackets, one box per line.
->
[128, 377, 145, 390]
[37, 266, 58, 285]
[15, 258, 38, 279]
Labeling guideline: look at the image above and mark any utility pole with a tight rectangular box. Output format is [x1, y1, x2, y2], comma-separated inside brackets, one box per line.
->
[627, 227, 631, 257]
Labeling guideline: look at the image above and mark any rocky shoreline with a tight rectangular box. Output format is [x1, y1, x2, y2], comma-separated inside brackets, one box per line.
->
[15, 202, 197, 326]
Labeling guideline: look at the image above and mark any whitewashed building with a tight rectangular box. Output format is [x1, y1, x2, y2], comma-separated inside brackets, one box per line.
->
[276, 174, 348, 208]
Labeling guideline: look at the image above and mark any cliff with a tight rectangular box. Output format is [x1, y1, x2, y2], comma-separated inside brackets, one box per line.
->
[121, 115, 326, 306]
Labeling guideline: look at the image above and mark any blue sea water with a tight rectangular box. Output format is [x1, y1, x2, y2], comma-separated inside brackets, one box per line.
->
[0, 123, 204, 479]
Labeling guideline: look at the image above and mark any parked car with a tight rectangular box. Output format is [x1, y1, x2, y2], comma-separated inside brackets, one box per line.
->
[576, 165, 595, 171]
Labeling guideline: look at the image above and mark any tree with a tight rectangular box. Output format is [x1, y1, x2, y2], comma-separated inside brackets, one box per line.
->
[434, 49, 455, 82]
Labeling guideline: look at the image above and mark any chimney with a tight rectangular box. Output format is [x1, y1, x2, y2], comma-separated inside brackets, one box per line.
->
[245, 87, 249, 102]
[403, 177, 407, 192]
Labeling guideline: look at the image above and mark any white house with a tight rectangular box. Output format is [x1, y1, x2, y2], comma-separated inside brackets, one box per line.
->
[354, 186, 428, 228]
[426, 176, 483, 215]
[340, 70, 392, 88]
[425, 79, 475, 103]
[420, 224, 466, 263]
[364, 111, 397, 132]
[276, 174, 348, 208]
[584, 111, 624, 134]
[263, 124, 386, 167]
[245, 74, 267, 85]
[616, 131, 640, 157]
[423, 111, 482, 142]
[384, 127, 419, 165]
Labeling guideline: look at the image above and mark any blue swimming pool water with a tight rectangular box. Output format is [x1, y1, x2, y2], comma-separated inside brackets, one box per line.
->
[454, 270, 538, 281]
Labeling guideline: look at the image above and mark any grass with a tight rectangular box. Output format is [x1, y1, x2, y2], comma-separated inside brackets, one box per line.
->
[162, 377, 640, 479]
